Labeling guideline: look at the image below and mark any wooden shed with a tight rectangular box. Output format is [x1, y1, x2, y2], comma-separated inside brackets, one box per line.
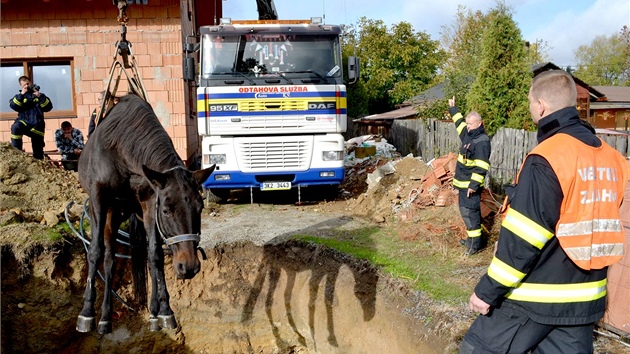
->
[591, 86, 630, 131]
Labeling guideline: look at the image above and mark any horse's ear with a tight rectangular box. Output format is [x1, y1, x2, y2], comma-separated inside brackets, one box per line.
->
[142, 164, 167, 189]
[192, 164, 216, 187]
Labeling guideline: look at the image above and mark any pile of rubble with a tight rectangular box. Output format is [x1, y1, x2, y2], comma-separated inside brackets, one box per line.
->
[341, 135, 500, 224]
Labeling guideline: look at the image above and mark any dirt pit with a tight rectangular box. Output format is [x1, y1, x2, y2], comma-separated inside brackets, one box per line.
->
[2, 142, 627, 354]
[1, 239, 452, 354]
[0, 142, 454, 353]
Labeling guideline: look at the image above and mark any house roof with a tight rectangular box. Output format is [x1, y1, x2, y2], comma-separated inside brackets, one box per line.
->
[592, 86, 630, 102]
[355, 105, 418, 122]
[403, 81, 446, 106]
[533, 62, 605, 99]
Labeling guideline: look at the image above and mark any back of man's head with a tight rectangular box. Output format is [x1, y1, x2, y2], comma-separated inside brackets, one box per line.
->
[530, 70, 577, 113]
[61, 121, 72, 129]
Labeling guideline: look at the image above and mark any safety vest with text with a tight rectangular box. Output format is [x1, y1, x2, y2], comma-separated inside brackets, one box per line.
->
[528, 133, 629, 270]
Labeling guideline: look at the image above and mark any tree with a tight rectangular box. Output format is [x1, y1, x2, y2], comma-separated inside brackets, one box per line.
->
[439, 6, 489, 113]
[573, 28, 630, 86]
[465, 4, 532, 134]
[341, 18, 445, 116]
[524, 39, 551, 67]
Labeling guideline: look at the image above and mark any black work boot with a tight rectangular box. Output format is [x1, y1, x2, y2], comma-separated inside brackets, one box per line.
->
[466, 237, 485, 256]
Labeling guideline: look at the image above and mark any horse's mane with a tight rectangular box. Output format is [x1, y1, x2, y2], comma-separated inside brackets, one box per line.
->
[96, 94, 183, 172]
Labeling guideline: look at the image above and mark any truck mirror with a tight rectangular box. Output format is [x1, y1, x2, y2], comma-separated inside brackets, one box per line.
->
[183, 57, 196, 82]
[347, 56, 360, 84]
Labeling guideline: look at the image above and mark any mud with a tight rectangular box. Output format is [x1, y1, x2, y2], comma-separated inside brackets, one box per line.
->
[1, 240, 451, 354]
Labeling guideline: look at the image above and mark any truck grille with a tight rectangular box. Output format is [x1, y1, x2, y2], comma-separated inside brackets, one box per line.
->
[237, 139, 311, 171]
[240, 100, 305, 112]
[238, 115, 306, 129]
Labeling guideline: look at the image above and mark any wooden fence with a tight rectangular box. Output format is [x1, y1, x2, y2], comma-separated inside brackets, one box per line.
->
[359, 118, 630, 187]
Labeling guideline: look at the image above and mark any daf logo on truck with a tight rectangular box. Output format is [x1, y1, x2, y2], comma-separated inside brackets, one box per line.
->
[308, 102, 336, 110]
[209, 104, 238, 112]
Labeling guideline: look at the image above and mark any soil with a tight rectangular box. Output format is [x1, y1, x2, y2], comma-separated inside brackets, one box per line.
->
[1, 142, 627, 353]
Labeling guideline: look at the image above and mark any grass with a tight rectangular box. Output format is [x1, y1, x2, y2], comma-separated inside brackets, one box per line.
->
[295, 224, 473, 305]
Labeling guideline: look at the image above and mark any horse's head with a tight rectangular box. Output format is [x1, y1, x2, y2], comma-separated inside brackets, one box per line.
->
[142, 164, 216, 279]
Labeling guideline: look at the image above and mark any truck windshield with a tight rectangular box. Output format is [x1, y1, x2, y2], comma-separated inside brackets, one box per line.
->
[201, 33, 341, 79]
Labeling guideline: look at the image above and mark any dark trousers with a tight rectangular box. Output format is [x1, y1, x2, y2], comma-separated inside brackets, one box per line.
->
[460, 304, 594, 354]
[61, 153, 79, 172]
[458, 189, 483, 248]
[11, 120, 45, 160]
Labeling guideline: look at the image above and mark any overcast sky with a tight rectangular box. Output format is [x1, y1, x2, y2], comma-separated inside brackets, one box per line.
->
[221, 0, 630, 67]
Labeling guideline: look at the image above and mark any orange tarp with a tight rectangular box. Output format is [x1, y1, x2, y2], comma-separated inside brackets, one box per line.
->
[603, 162, 630, 336]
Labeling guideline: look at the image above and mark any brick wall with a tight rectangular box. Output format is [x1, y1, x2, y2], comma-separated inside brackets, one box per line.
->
[0, 0, 197, 163]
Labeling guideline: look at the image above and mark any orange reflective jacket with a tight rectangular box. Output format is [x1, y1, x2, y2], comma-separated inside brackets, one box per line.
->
[531, 133, 630, 270]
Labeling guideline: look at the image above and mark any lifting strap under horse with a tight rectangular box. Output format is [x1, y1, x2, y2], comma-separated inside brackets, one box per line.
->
[94, 0, 150, 128]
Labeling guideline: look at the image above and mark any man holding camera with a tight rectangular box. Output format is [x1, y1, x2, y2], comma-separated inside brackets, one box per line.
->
[9, 75, 53, 160]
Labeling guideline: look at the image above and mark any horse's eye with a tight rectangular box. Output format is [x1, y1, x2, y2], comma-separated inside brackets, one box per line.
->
[162, 208, 171, 216]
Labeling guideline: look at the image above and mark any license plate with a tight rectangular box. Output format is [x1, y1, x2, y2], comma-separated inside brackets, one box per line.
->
[261, 181, 292, 191]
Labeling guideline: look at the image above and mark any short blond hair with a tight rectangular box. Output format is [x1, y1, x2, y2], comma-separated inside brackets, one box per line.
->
[466, 111, 482, 123]
[530, 70, 577, 112]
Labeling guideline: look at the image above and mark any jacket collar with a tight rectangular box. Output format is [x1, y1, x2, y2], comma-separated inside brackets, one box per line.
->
[468, 124, 487, 139]
[536, 106, 581, 143]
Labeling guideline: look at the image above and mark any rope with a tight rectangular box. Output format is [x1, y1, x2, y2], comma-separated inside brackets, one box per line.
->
[65, 200, 135, 311]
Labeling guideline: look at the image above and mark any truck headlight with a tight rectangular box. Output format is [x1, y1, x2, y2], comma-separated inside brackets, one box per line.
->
[322, 151, 343, 161]
[204, 154, 226, 165]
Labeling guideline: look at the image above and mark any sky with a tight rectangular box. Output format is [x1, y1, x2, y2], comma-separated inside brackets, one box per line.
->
[221, 0, 630, 68]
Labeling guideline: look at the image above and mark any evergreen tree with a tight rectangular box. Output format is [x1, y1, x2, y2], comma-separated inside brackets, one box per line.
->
[440, 6, 489, 115]
[465, 4, 532, 135]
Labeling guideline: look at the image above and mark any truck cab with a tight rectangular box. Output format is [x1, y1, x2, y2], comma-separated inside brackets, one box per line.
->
[191, 18, 357, 199]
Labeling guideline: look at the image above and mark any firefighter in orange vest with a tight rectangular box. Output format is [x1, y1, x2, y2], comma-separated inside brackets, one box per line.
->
[460, 70, 630, 353]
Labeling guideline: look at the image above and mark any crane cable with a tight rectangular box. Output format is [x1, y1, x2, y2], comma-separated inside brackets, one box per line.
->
[94, 0, 150, 128]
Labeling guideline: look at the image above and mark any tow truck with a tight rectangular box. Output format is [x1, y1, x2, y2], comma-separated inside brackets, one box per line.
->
[183, 0, 359, 202]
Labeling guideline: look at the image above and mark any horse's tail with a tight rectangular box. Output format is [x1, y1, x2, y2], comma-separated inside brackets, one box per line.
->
[129, 214, 148, 308]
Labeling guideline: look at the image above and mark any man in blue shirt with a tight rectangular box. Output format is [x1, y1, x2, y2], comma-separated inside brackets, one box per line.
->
[55, 121, 84, 171]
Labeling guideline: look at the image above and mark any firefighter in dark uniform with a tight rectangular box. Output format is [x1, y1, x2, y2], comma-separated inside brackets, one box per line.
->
[9, 75, 53, 160]
[460, 70, 630, 353]
[448, 97, 491, 255]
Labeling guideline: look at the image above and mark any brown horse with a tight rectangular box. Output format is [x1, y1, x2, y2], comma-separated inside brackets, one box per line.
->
[76, 94, 214, 334]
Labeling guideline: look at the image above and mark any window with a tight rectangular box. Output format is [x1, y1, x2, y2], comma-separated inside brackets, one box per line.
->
[201, 33, 341, 77]
[1, 59, 74, 118]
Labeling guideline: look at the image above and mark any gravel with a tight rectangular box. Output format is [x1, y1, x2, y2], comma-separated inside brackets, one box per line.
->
[200, 203, 368, 249]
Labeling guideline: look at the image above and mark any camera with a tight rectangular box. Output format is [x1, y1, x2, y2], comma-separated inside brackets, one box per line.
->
[28, 84, 41, 92]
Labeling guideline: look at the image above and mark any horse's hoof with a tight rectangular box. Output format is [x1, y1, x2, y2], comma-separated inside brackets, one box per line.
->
[158, 314, 177, 329]
[97, 320, 112, 334]
[76, 315, 95, 333]
[149, 316, 160, 331]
